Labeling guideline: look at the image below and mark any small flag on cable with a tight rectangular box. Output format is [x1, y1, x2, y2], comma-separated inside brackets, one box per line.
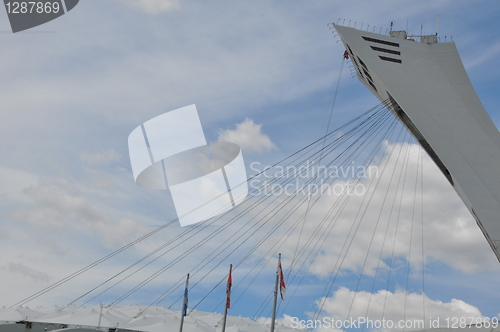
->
[278, 256, 286, 301]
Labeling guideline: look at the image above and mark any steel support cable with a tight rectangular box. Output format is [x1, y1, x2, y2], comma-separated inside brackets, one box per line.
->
[321, 59, 345, 159]
[79, 174, 293, 305]
[152, 138, 368, 306]
[113, 125, 359, 306]
[196, 110, 396, 314]
[277, 182, 360, 316]
[111, 196, 299, 306]
[111, 105, 393, 307]
[382, 136, 413, 319]
[234, 163, 374, 316]
[252, 289, 275, 322]
[289, 57, 346, 270]
[313, 118, 401, 320]
[220, 110, 395, 309]
[154, 193, 312, 308]
[276, 110, 396, 290]
[235, 110, 392, 265]
[376, 132, 411, 320]
[252, 111, 392, 316]
[205, 208, 308, 313]
[67, 105, 394, 308]
[10, 219, 178, 308]
[280, 110, 394, 274]
[188, 162, 346, 310]
[94, 107, 390, 308]
[229, 224, 300, 313]
[267, 112, 397, 319]
[403, 143, 423, 331]
[283, 114, 400, 310]
[83, 221, 234, 305]
[84, 192, 269, 306]
[73, 161, 324, 305]
[22, 169, 284, 307]
[360, 130, 411, 332]
[276, 115, 400, 318]
[274, 113, 394, 310]
[173, 192, 317, 309]
[259, 104, 390, 189]
[290, 195, 310, 279]
[419, 146, 426, 325]
[78, 112, 381, 305]
[262, 112, 398, 319]
[224, 149, 363, 313]
[14, 101, 391, 308]
[189, 190, 320, 310]
[280, 120, 408, 318]
[186, 217, 303, 311]
[244, 100, 391, 187]
[74, 217, 222, 305]
[343, 125, 408, 324]
[240, 162, 363, 313]
[278, 179, 368, 316]
[308, 114, 399, 319]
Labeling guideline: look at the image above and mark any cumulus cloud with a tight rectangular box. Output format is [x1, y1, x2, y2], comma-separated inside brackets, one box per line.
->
[119, 0, 180, 14]
[218, 118, 276, 154]
[249, 141, 498, 280]
[80, 149, 121, 164]
[314, 287, 485, 332]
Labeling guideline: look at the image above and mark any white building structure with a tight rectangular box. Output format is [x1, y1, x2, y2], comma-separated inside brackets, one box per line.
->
[335, 24, 500, 262]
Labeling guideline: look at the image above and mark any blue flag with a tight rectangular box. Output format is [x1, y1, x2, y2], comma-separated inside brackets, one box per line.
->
[182, 286, 188, 317]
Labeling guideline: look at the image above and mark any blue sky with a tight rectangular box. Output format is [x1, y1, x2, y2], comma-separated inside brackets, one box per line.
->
[1, 0, 500, 330]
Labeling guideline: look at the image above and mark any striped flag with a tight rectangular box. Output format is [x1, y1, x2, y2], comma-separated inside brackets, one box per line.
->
[278, 257, 286, 301]
[226, 265, 232, 308]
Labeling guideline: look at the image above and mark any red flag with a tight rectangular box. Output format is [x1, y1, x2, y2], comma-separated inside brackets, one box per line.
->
[226, 265, 232, 309]
[278, 258, 286, 301]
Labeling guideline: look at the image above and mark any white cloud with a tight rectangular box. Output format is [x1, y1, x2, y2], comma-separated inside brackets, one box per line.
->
[80, 149, 121, 164]
[218, 118, 276, 154]
[0, 167, 38, 195]
[119, 0, 180, 14]
[314, 287, 486, 332]
[10, 179, 148, 247]
[8, 262, 51, 282]
[249, 141, 498, 280]
[256, 314, 299, 329]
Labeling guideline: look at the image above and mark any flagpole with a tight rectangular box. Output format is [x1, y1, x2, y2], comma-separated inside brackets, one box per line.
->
[221, 264, 232, 332]
[179, 273, 189, 332]
[270, 253, 280, 332]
